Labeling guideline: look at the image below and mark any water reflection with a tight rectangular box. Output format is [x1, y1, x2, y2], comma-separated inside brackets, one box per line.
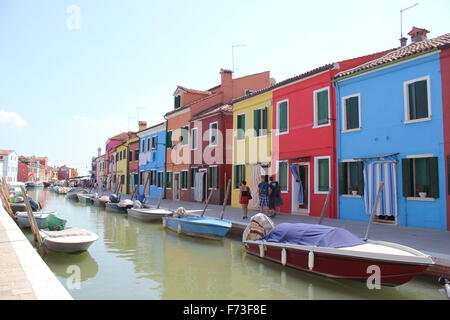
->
[26, 190, 445, 300]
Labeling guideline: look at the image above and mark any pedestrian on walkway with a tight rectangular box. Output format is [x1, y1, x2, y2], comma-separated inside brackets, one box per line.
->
[268, 176, 283, 218]
[239, 180, 251, 219]
[258, 176, 269, 214]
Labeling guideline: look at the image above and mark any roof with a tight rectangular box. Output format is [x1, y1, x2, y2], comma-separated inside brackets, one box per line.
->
[108, 132, 131, 141]
[164, 92, 221, 118]
[0, 150, 14, 155]
[191, 103, 233, 121]
[335, 32, 450, 79]
[174, 85, 212, 96]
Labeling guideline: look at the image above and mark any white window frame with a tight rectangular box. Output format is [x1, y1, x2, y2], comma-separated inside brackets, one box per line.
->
[234, 164, 246, 190]
[340, 159, 363, 198]
[403, 75, 432, 124]
[405, 154, 436, 201]
[151, 135, 158, 151]
[236, 113, 246, 141]
[314, 156, 331, 194]
[209, 121, 219, 146]
[276, 99, 289, 136]
[341, 93, 361, 133]
[313, 87, 331, 128]
[276, 160, 289, 193]
[253, 107, 268, 138]
[191, 127, 198, 150]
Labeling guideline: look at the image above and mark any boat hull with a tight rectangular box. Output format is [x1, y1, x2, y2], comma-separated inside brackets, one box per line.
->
[39, 229, 99, 254]
[127, 208, 173, 222]
[16, 212, 52, 229]
[93, 198, 107, 208]
[163, 217, 232, 240]
[66, 193, 79, 202]
[78, 195, 94, 204]
[10, 203, 27, 214]
[105, 202, 130, 213]
[244, 242, 430, 286]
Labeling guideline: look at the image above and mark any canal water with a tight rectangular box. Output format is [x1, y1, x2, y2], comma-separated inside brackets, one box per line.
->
[25, 189, 446, 300]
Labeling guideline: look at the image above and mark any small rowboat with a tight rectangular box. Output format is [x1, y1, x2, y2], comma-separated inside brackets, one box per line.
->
[93, 197, 109, 208]
[39, 227, 99, 253]
[127, 208, 173, 222]
[15, 211, 56, 229]
[105, 202, 132, 213]
[77, 194, 94, 204]
[242, 215, 434, 286]
[10, 203, 27, 214]
[163, 216, 232, 240]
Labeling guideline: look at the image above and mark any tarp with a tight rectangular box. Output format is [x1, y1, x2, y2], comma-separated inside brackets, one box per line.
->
[263, 223, 365, 248]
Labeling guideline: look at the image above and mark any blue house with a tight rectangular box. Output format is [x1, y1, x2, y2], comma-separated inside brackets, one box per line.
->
[136, 122, 167, 200]
[334, 29, 450, 231]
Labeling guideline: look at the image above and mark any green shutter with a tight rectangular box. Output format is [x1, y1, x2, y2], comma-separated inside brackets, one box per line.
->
[409, 80, 428, 120]
[234, 166, 238, 189]
[279, 102, 288, 133]
[237, 114, 245, 140]
[428, 157, 439, 198]
[402, 159, 412, 197]
[262, 108, 268, 133]
[338, 162, 347, 195]
[318, 159, 330, 192]
[346, 96, 359, 130]
[254, 109, 261, 136]
[174, 95, 181, 108]
[166, 131, 172, 148]
[317, 90, 329, 125]
[356, 161, 364, 195]
[279, 162, 287, 191]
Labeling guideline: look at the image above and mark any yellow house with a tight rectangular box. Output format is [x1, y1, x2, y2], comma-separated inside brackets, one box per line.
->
[115, 142, 128, 194]
[231, 90, 272, 209]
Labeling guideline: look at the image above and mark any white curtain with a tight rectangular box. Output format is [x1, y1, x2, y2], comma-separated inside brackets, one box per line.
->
[250, 164, 262, 208]
[194, 171, 205, 201]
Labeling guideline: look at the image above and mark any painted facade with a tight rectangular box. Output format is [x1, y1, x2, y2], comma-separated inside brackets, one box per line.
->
[440, 45, 450, 230]
[137, 122, 166, 200]
[231, 91, 273, 209]
[0, 150, 18, 183]
[115, 143, 128, 194]
[335, 33, 450, 231]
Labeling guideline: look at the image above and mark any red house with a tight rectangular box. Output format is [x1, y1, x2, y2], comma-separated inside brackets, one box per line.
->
[272, 50, 393, 218]
[128, 138, 140, 194]
[440, 44, 450, 229]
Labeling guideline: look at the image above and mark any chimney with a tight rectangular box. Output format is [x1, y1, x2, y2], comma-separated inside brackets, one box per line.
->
[408, 27, 430, 43]
[97, 147, 101, 157]
[138, 121, 147, 131]
[399, 37, 408, 47]
[220, 68, 233, 102]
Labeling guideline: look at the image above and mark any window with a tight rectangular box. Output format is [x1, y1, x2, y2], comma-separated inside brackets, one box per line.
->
[254, 108, 268, 137]
[166, 131, 173, 148]
[404, 77, 430, 122]
[315, 157, 330, 193]
[181, 171, 188, 189]
[123, 150, 127, 160]
[342, 95, 360, 131]
[236, 114, 245, 140]
[157, 172, 164, 188]
[165, 172, 172, 188]
[141, 140, 145, 152]
[180, 126, 189, 145]
[150, 170, 157, 186]
[190, 167, 199, 188]
[234, 165, 245, 189]
[210, 122, 218, 146]
[147, 138, 151, 151]
[339, 161, 364, 195]
[119, 152, 122, 161]
[244, 89, 256, 95]
[277, 100, 288, 134]
[191, 128, 198, 150]
[134, 150, 139, 161]
[129, 151, 132, 162]
[402, 157, 439, 198]
[174, 95, 181, 108]
[278, 161, 288, 192]
[314, 88, 329, 127]
[151, 136, 158, 151]
[208, 166, 218, 188]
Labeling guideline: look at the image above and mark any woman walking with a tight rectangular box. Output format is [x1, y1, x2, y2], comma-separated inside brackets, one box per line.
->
[239, 180, 251, 219]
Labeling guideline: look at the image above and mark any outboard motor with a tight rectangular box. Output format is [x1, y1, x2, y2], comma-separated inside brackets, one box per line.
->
[133, 200, 142, 209]
[29, 199, 39, 212]
[109, 194, 119, 203]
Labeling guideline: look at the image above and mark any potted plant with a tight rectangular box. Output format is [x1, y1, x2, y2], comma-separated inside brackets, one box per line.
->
[416, 185, 427, 198]
[350, 185, 359, 196]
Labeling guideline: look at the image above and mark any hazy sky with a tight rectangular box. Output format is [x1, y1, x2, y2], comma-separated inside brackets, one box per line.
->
[1, 0, 449, 175]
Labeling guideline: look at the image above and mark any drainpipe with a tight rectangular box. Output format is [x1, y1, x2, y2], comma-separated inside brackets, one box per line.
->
[332, 78, 340, 220]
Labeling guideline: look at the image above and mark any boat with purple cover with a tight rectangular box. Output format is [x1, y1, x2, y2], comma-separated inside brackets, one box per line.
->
[243, 215, 434, 286]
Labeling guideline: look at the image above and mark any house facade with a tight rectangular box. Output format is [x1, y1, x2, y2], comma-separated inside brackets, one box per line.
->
[231, 91, 273, 209]
[334, 30, 450, 231]
[0, 150, 18, 183]
[137, 122, 166, 200]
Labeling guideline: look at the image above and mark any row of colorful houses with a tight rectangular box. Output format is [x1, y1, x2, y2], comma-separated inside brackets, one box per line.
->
[92, 27, 450, 231]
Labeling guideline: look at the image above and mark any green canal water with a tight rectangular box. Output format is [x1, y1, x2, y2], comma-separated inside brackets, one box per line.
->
[25, 189, 446, 300]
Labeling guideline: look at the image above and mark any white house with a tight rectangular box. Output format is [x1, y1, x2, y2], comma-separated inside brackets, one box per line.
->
[0, 150, 18, 183]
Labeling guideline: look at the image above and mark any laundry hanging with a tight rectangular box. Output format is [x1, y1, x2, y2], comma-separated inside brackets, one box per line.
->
[290, 164, 304, 205]
[363, 161, 398, 216]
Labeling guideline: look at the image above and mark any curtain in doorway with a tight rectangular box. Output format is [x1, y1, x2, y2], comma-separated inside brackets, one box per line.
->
[250, 164, 261, 208]
[194, 171, 205, 201]
[363, 162, 398, 216]
[290, 164, 304, 205]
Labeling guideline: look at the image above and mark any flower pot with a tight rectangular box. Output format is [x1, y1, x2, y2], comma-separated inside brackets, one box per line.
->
[419, 192, 427, 198]
[351, 191, 358, 196]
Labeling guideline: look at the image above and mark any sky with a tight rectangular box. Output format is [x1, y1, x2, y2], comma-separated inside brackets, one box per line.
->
[0, 0, 449, 175]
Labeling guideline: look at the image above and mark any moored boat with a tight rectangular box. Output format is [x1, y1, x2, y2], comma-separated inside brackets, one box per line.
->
[105, 201, 133, 213]
[93, 196, 109, 208]
[77, 193, 94, 204]
[127, 207, 173, 222]
[163, 216, 232, 240]
[39, 228, 99, 253]
[25, 182, 44, 189]
[15, 211, 56, 229]
[10, 202, 27, 214]
[242, 214, 434, 286]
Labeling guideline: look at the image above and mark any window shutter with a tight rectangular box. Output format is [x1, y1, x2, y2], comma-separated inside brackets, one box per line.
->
[409, 80, 428, 120]
[174, 95, 181, 108]
[338, 162, 347, 195]
[401, 159, 412, 197]
[166, 131, 172, 148]
[279, 102, 287, 132]
[428, 157, 439, 198]
[346, 96, 359, 130]
[356, 161, 364, 195]
[317, 90, 329, 125]
[254, 109, 261, 136]
[262, 108, 268, 133]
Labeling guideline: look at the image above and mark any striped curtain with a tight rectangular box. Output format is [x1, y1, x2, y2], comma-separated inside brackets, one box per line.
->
[363, 162, 398, 216]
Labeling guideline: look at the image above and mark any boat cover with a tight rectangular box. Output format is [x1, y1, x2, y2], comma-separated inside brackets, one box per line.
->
[263, 223, 365, 248]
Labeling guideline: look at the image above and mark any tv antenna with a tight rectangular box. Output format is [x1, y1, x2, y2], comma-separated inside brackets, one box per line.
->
[400, 3, 419, 38]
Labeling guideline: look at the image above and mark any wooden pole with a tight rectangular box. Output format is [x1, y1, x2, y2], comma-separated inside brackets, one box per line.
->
[0, 179, 15, 219]
[201, 188, 215, 217]
[219, 179, 231, 220]
[318, 187, 333, 225]
[364, 182, 385, 239]
[156, 189, 164, 209]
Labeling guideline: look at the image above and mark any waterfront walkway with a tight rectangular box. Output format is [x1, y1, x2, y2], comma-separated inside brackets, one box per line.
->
[0, 201, 72, 300]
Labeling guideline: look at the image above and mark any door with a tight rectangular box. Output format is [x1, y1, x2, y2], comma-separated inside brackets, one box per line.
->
[173, 173, 180, 201]
[291, 163, 309, 215]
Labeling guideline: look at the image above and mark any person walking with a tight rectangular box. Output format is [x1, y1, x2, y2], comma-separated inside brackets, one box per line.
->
[268, 176, 282, 218]
[258, 175, 270, 214]
[239, 180, 251, 219]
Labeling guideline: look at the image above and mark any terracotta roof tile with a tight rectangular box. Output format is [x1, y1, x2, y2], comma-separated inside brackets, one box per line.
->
[0, 150, 14, 155]
[191, 103, 232, 120]
[176, 86, 212, 96]
[335, 33, 450, 79]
